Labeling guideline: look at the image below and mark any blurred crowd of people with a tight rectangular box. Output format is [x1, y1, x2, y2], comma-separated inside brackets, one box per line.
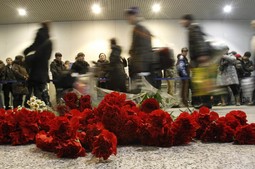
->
[0, 8, 254, 110]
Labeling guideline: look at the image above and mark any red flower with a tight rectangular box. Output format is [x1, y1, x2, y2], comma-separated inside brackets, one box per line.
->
[192, 108, 219, 139]
[0, 112, 16, 144]
[79, 95, 92, 111]
[56, 105, 70, 116]
[49, 116, 79, 141]
[81, 123, 105, 151]
[200, 117, 235, 142]
[138, 110, 173, 146]
[36, 131, 57, 152]
[124, 100, 136, 107]
[100, 104, 122, 133]
[92, 129, 117, 160]
[235, 123, 255, 144]
[172, 112, 198, 145]
[226, 110, 247, 126]
[38, 111, 56, 131]
[140, 98, 160, 113]
[55, 139, 86, 158]
[63, 92, 79, 109]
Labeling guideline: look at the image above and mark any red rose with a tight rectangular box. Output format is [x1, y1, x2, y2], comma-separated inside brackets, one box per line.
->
[63, 92, 78, 109]
[55, 139, 86, 158]
[235, 123, 255, 144]
[92, 129, 117, 160]
[140, 98, 160, 114]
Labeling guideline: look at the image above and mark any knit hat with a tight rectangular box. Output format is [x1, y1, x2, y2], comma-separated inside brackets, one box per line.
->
[235, 54, 242, 59]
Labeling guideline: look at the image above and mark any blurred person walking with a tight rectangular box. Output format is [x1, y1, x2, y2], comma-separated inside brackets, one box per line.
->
[108, 38, 127, 92]
[180, 14, 212, 109]
[125, 7, 156, 93]
[24, 21, 52, 107]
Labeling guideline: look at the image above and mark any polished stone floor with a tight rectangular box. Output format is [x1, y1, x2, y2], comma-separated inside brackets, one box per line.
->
[1, 105, 255, 169]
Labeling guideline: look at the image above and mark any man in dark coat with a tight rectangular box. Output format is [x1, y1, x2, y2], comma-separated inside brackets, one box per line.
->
[71, 52, 90, 74]
[50, 52, 66, 103]
[24, 21, 52, 106]
[180, 14, 212, 109]
[126, 7, 157, 93]
[2, 57, 15, 109]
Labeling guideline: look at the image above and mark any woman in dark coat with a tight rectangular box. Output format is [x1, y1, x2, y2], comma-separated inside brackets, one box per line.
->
[12, 55, 29, 108]
[108, 38, 127, 92]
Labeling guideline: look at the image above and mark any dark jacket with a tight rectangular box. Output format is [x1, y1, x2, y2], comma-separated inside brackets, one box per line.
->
[108, 45, 127, 92]
[129, 23, 153, 73]
[242, 60, 254, 77]
[11, 61, 29, 95]
[188, 23, 209, 67]
[24, 26, 52, 84]
[71, 60, 90, 74]
[2, 65, 16, 82]
[50, 59, 65, 83]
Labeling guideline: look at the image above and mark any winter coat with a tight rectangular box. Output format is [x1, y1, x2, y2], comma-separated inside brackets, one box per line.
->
[50, 59, 66, 84]
[109, 45, 126, 78]
[217, 54, 239, 86]
[71, 60, 90, 74]
[96, 59, 109, 78]
[11, 61, 29, 95]
[176, 54, 190, 77]
[2, 65, 16, 83]
[188, 23, 210, 67]
[128, 23, 154, 73]
[24, 26, 52, 84]
[235, 59, 245, 79]
[242, 60, 254, 77]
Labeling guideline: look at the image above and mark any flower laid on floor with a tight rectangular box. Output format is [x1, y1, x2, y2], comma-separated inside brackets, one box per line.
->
[0, 92, 254, 160]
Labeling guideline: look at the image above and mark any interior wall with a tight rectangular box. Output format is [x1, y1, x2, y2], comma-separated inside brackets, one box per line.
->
[0, 19, 253, 64]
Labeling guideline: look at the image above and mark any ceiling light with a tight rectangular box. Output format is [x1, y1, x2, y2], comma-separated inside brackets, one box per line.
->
[17, 8, 27, 16]
[92, 4, 101, 14]
[223, 5, 232, 13]
[152, 3, 161, 13]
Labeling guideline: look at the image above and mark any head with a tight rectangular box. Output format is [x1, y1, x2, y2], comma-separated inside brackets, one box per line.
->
[99, 53, 106, 61]
[180, 14, 194, 28]
[6, 57, 12, 65]
[55, 52, 62, 61]
[76, 52, 85, 61]
[243, 51, 251, 60]
[110, 38, 117, 48]
[15, 55, 24, 62]
[125, 7, 139, 25]
[181, 47, 189, 56]
[41, 20, 51, 30]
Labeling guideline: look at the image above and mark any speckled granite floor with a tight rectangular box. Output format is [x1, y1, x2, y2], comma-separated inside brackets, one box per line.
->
[1, 106, 255, 169]
[1, 142, 255, 169]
